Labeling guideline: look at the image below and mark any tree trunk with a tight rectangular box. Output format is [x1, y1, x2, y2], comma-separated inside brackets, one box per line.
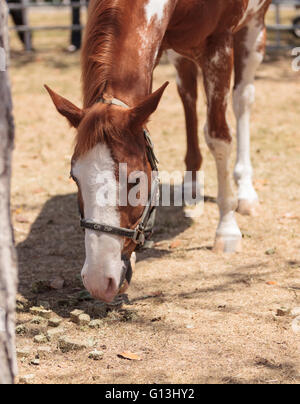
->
[0, 0, 18, 385]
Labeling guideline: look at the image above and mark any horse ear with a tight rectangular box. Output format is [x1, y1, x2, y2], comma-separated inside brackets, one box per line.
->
[130, 82, 169, 127]
[44, 85, 84, 128]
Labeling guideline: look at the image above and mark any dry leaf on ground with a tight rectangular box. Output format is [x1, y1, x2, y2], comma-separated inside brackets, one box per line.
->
[118, 352, 142, 361]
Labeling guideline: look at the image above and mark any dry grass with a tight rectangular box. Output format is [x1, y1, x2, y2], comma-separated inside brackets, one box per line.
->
[9, 9, 300, 384]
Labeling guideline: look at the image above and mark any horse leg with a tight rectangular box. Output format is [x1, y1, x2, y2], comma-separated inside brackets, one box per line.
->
[202, 34, 242, 253]
[233, 18, 266, 216]
[167, 50, 202, 201]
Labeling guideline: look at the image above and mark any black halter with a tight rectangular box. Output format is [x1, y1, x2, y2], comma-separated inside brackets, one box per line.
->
[79, 97, 160, 248]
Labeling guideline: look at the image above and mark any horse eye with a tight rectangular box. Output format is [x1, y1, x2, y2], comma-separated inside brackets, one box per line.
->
[70, 174, 79, 185]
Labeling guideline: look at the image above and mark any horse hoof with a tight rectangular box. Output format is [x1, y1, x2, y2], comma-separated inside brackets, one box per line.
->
[213, 236, 242, 254]
[237, 199, 260, 217]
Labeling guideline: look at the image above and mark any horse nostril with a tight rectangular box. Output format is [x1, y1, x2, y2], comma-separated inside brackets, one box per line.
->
[106, 277, 117, 294]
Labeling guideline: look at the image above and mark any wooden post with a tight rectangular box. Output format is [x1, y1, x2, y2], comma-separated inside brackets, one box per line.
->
[275, 2, 281, 49]
[0, 0, 18, 385]
[21, 0, 31, 51]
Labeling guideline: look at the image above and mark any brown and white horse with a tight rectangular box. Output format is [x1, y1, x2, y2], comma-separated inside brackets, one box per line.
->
[46, 0, 271, 302]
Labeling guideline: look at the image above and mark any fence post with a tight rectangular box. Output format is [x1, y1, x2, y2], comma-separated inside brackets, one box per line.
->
[275, 2, 281, 49]
[0, 0, 18, 385]
[21, 0, 31, 51]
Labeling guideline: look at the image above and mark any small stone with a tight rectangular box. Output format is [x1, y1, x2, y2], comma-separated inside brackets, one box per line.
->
[89, 319, 103, 329]
[88, 350, 104, 361]
[30, 316, 48, 326]
[19, 374, 35, 384]
[291, 307, 300, 317]
[50, 276, 65, 290]
[58, 337, 87, 353]
[30, 307, 52, 319]
[37, 346, 52, 359]
[48, 317, 62, 328]
[292, 317, 300, 334]
[70, 309, 84, 323]
[16, 302, 25, 313]
[47, 327, 65, 341]
[16, 324, 28, 335]
[28, 323, 48, 337]
[33, 334, 48, 344]
[276, 308, 290, 317]
[30, 359, 40, 366]
[265, 248, 276, 256]
[37, 300, 51, 310]
[17, 348, 31, 359]
[78, 313, 90, 326]
[16, 295, 31, 313]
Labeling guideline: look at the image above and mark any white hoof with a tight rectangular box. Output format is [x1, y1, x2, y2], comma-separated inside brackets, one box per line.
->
[237, 199, 261, 217]
[213, 235, 242, 253]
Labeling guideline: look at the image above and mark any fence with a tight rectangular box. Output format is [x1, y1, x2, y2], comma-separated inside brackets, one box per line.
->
[7, 0, 88, 51]
[7, 0, 300, 52]
[269, 0, 300, 49]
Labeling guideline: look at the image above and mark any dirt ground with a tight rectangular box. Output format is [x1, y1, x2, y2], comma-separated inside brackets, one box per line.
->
[8, 9, 300, 384]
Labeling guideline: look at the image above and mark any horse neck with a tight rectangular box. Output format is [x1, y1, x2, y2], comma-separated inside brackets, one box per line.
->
[104, 0, 176, 107]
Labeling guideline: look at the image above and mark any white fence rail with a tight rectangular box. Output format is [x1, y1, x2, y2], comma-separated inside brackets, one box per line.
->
[7, 0, 300, 52]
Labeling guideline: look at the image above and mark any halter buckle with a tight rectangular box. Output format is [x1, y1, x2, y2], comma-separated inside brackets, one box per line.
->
[133, 224, 146, 245]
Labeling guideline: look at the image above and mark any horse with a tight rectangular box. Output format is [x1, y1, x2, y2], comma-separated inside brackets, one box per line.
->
[46, 0, 272, 302]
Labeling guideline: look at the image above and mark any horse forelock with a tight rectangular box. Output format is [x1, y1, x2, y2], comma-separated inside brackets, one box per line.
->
[73, 104, 130, 160]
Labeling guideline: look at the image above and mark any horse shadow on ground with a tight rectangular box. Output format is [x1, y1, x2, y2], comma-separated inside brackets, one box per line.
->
[16, 186, 216, 318]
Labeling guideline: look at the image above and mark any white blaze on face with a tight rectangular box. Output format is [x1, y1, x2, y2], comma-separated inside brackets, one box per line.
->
[145, 0, 169, 24]
[72, 144, 124, 302]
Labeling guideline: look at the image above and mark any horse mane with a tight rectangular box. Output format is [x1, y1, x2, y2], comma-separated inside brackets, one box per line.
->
[81, 0, 122, 109]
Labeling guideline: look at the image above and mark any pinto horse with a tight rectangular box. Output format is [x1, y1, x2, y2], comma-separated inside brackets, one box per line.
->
[46, 0, 271, 302]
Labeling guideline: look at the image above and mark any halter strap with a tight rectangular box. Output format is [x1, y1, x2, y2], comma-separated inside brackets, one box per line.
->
[97, 97, 130, 109]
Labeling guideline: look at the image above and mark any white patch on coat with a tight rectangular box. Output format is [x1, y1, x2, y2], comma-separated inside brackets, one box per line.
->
[72, 144, 124, 300]
[145, 0, 169, 24]
[211, 51, 221, 65]
[167, 49, 196, 104]
[233, 18, 265, 202]
[238, 0, 266, 27]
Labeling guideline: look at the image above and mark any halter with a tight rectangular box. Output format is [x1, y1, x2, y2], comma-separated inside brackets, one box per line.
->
[79, 96, 160, 249]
